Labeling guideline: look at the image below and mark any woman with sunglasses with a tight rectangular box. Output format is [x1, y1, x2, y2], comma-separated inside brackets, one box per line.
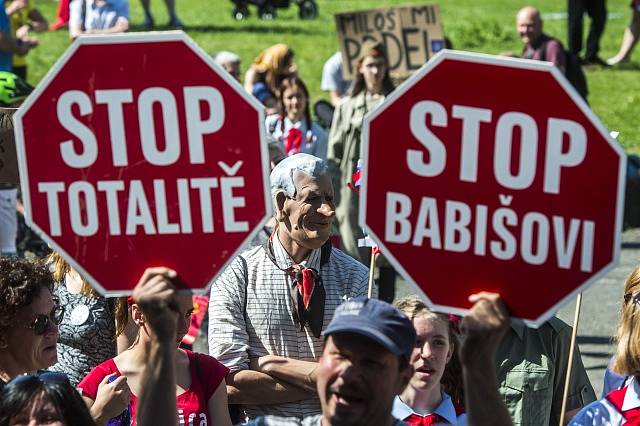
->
[0, 371, 96, 426]
[78, 268, 233, 426]
[0, 257, 62, 389]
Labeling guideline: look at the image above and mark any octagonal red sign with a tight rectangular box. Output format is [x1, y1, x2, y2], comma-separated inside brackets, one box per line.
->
[14, 32, 271, 295]
[361, 50, 626, 326]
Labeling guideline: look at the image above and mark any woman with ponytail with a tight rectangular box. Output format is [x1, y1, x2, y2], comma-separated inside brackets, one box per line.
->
[569, 266, 640, 425]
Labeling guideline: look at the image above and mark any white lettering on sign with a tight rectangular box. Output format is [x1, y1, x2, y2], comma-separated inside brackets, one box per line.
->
[384, 192, 595, 272]
[407, 100, 587, 194]
[56, 86, 225, 168]
[37, 164, 249, 237]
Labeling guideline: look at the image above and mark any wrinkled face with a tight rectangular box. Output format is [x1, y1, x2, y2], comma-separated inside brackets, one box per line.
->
[280, 171, 335, 250]
[283, 85, 307, 123]
[359, 55, 387, 93]
[9, 392, 64, 426]
[317, 333, 411, 426]
[2, 288, 59, 373]
[408, 314, 452, 392]
[517, 11, 542, 45]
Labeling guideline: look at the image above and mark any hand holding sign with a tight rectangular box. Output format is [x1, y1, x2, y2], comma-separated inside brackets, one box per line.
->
[360, 50, 625, 326]
[13, 32, 272, 296]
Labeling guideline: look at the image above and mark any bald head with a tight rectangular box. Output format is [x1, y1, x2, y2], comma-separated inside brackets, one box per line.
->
[516, 6, 543, 46]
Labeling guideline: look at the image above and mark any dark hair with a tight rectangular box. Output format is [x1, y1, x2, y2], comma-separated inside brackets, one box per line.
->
[0, 257, 54, 335]
[0, 375, 96, 426]
[277, 76, 312, 132]
[351, 42, 395, 97]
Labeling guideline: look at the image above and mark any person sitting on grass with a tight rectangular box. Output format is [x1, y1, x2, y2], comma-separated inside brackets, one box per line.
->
[68, 0, 129, 39]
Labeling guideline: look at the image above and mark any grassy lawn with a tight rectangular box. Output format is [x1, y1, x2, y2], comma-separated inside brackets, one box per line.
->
[26, 0, 640, 153]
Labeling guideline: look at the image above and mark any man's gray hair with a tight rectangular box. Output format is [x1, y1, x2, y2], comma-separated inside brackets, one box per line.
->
[270, 153, 329, 199]
[214, 51, 241, 65]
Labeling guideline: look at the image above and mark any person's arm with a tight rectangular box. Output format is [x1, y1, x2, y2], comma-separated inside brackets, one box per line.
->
[26, 8, 47, 31]
[225, 369, 314, 404]
[459, 292, 512, 426]
[0, 31, 31, 55]
[5, 0, 26, 16]
[133, 267, 181, 426]
[244, 66, 257, 93]
[85, 17, 128, 34]
[68, 0, 85, 39]
[207, 381, 232, 426]
[251, 355, 318, 393]
[87, 374, 130, 426]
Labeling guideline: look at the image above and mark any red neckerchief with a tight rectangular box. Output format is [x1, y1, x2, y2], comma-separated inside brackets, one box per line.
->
[265, 233, 332, 338]
[285, 127, 303, 156]
[606, 384, 640, 423]
[404, 413, 444, 426]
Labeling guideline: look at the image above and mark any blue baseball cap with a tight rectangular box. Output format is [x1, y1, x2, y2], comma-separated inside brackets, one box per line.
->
[323, 296, 416, 362]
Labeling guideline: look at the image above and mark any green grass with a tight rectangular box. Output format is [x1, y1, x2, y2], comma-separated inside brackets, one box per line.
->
[27, 0, 640, 153]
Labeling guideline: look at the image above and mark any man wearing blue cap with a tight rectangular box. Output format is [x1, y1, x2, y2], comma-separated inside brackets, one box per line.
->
[246, 296, 415, 426]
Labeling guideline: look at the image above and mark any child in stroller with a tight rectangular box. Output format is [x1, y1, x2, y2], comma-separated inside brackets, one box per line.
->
[232, 0, 317, 20]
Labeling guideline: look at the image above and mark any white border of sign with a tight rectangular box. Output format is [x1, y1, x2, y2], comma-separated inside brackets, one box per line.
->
[13, 31, 273, 296]
[360, 49, 627, 328]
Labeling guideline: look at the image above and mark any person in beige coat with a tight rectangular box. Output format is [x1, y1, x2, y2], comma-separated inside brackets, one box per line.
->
[326, 41, 396, 301]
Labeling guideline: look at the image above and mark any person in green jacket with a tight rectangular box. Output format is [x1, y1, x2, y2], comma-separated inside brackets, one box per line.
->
[326, 41, 396, 301]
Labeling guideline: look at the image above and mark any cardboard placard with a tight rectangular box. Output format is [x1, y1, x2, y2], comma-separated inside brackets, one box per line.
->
[335, 4, 445, 80]
[0, 107, 18, 185]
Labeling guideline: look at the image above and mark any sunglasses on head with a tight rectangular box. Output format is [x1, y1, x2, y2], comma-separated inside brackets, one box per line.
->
[24, 303, 65, 336]
[5, 371, 70, 388]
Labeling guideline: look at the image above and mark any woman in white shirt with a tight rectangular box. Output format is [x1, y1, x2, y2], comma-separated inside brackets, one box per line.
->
[265, 76, 327, 159]
[393, 295, 467, 425]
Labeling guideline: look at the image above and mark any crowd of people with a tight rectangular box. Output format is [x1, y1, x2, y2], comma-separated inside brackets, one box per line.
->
[0, 1, 639, 425]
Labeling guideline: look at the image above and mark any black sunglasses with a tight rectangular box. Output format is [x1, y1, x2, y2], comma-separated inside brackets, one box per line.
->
[24, 303, 65, 336]
[6, 371, 70, 388]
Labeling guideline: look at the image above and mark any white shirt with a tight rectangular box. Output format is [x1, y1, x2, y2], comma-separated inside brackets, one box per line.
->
[392, 393, 468, 425]
[265, 115, 328, 160]
[69, 0, 129, 31]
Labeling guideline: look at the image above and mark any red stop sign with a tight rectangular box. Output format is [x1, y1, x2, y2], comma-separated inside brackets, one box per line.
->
[14, 32, 272, 295]
[361, 50, 626, 326]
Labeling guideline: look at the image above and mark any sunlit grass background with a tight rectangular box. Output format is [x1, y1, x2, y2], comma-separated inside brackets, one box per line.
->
[26, 0, 640, 153]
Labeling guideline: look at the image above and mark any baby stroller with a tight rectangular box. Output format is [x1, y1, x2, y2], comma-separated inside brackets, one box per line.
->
[232, 0, 318, 20]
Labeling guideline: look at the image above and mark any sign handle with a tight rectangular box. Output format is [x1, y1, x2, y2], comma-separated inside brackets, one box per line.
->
[367, 249, 378, 298]
[559, 292, 583, 426]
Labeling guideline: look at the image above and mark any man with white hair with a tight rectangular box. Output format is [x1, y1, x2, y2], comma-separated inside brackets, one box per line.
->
[214, 50, 241, 82]
[208, 153, 369, 421]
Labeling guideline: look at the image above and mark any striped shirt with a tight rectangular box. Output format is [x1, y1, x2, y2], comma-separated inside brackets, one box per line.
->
[208, 235, 369, 419]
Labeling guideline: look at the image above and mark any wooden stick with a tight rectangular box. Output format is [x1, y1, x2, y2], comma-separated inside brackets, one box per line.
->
[367, 249, 377, 298]
[559, 293, 583, 426]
